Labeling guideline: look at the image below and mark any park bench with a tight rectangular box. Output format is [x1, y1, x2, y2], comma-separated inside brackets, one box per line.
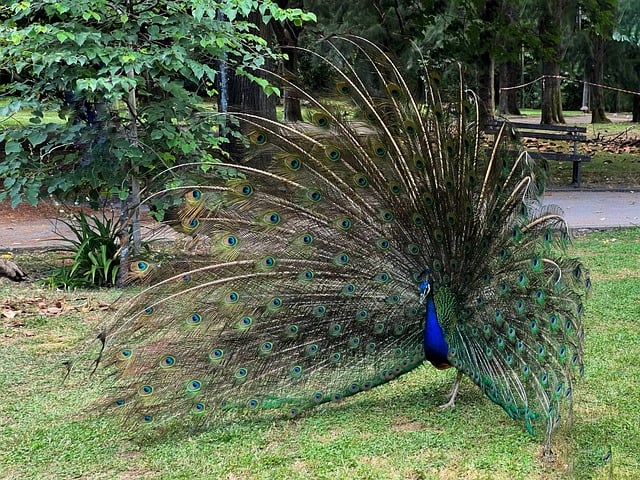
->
[485, 120, 591, 188]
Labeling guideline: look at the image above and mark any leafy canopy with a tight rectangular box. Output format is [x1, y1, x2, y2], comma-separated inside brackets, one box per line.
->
[0, 0, 315, 207]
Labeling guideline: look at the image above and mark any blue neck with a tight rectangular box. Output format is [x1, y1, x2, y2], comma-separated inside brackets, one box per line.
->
[423, 294, 450, 367]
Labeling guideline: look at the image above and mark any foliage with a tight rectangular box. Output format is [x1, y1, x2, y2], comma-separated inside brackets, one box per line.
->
[0, 0, 315, 208]
[44, 210, 122, 288]
[0, 229, 638, 478]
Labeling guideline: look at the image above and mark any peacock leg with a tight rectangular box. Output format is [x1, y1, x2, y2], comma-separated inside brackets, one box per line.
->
[439, 370, 463, 409]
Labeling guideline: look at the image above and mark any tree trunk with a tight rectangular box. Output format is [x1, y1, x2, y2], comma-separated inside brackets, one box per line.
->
[116, 69, 142, 286]
[538, 0, 565, 124]
[498, 61, 521, 116]
[633, 92, 640, 123]
[589, 35, 610, 124]
[476, 0, 500, 122]
[540, 62, 565, 124]
[224, 14, 278, 167]
[272, 0, 304, 122]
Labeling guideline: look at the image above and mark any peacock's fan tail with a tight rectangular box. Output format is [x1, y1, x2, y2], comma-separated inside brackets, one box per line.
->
[90, 35, 589, 440]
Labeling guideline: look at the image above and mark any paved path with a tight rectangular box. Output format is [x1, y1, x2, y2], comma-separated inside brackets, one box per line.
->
[1, 191, 638, 250]
[544, 189, 639, 229]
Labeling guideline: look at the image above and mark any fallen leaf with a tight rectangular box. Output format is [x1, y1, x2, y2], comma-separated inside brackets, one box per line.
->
[2, 310, 19, 320]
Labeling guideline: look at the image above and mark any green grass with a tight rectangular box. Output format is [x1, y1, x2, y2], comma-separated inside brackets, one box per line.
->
[1, 230, 639, 479]
[0, 99, 65, 129]
[548, 152, 640, 188]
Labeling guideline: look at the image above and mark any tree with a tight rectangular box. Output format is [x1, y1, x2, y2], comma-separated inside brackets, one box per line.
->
[537, 0, 568, 124]
[582, 0, 618, 123]
[614, 0, 640, 121]
[0, 0, 314, 248]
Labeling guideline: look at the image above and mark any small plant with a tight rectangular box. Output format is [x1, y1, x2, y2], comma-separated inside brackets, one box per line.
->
[44, 210, 121, 289]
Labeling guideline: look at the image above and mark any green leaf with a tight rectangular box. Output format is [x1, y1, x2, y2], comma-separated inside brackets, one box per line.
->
[28, 131, 48, 147]
[5, 140, 22, 155]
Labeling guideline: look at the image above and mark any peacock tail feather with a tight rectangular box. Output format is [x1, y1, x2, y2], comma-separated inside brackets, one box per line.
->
[87, 36, 589, 444]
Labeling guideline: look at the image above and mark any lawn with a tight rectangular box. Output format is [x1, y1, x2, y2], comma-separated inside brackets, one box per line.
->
[1, 228, 639, 479]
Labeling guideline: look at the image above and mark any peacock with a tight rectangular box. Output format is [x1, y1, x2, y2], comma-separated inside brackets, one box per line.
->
[85, 35, 589, 451]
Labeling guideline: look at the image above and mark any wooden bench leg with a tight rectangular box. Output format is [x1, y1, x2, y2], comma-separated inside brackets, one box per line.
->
[572, 161, 581, 188]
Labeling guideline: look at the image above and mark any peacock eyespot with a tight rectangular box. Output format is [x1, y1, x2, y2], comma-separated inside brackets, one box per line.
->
[406, 244, 420, 255]
[389, 182, 401, 194]
[379, 210, 394, 222]
[375, 272, 390, 283]
[269, 297, 283, 309]
[376, 238, 390, 250]
[160, 355, 176, 368]
[286, 158, 301, 170]
[329, 323, 342, 335]
[348, 337, 360, 348]
[226, 291, 239, 303]
[143, 306, 154, 315]
[143, 414, 153, 423]
[261, 257, 275, 268]
[336, 82, 351, 95]
[334, 253, 349, 265]
[312, 112, 330, 127]
[356, 309, 368, 320]
[264, 212, 281, 225]
[330, 353, 341, 363]
[187, 313, 202, 326]
[386, 82, 402, 98]
[252, 132, 267, 144]
[240, 184, 253, 196]
[234, 368, 248, 380]
[374, 146, 386, 157]
[224, 235, 238, 247]
[192, 403, 205, 414]
[307, 189, 322, 202]
[289, 365, 303, 378]
[115, 399, 126, 407]
[287, 325, 299, 336]
[209, 348, 224, 362]
[305, 344, 318, 356]
[190, 189, 202, 200]
[355, 175, 368, 187]
[325, 147, 341, 161]
[302, 234, 313, 245]
[313, 305, 326, 317]
[403, 120, 417, 135]
[136, 261, 148, 271]
[537, 346, 546, 359]
[313, 392, 324, 403]
[341, 283, 356, 295]
[187, 380, 202, 392]
[337, 218, 351, 230]
[139, 385, 153, 396]
[299, 270, 314, 281]
[237, 316, 253, 330]
[187, 219, 199, 229]
[385, 294, 400, 305]
[260, 342, 273, 354]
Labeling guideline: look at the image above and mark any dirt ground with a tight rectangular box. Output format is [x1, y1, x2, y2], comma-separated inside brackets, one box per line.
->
[0, 199, 172, 250]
